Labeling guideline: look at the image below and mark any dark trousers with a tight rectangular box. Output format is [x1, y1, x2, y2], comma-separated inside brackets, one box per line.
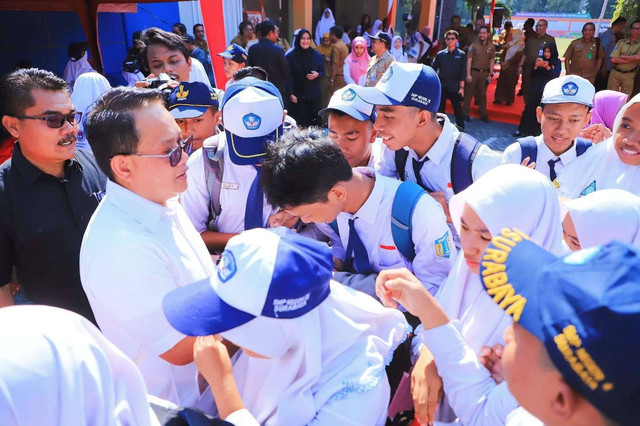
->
[290, 95, 322, 127]
[439, 87, 465, 129]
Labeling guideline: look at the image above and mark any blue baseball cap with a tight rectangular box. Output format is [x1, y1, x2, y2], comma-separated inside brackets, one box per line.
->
[167, 82, 219, 119]
[319, 85, 375, 121]
[162, 227, 333, 336]
[351, 62, 441, 112]
[217, 43, 248, 64]
[479, 228, 640, 425]
[220, 77, 284, 165]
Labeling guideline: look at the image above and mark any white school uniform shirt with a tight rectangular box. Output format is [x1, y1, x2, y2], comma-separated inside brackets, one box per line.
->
[181, 134, 279, 234]
[80, 180, 216, 414]
[367, 137, 384, 170]
[422, 322, 542, 426]
[318, 168, 456, 295]
[502, 135, 578, 181]
[189, 57, 213, 89]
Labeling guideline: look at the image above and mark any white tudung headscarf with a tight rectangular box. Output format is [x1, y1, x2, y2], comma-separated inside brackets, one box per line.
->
[436, 165, 563, 353]
[220, 281, 408, 426]
[63, 50, 95, 88]
[189, 57, 213, 89]
[562, 189, 640, 249]
[71, 72, 111, 151]
[557, 93, 640, 198]
[315, 8, 335, 45]
[0, 305, 156, 426]
[389, 35, 407, 62]
[371, 19, 383, 35]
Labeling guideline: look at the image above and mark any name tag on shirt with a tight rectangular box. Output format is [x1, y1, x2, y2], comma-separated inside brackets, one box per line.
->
[222, 182, 239, 190]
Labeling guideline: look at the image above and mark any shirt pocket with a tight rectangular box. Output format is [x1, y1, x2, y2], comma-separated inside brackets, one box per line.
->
[377, 244, 405, 268]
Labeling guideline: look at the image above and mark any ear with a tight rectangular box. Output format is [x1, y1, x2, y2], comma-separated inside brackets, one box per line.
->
[536, 106, 543, 124]
[187, 57, 193, 72]
[369, 126, 377, 144]
[417, 109, 431, 128]
[329, 184, 347, 203]
[2, 115, 20, 139]
[584, 110, 593, 126]
[550, 379, 578, 420]
[110, 155, 134, 185]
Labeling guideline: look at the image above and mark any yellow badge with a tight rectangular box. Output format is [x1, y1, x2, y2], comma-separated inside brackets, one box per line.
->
[176, 85, 189, 100]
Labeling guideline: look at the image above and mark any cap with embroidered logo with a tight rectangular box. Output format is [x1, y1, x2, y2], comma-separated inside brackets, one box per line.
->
[217, 43, 248, 64]
[479, 229, 640, 425]
[541, 75, 595, 108]
[221, 77, 284, 165]
[319, 85, 375, 121]
[370, 31, 391, 47]
[167, 82, 219, 119]
[351, 62, 441, 112]
[162, 227, 333, 336]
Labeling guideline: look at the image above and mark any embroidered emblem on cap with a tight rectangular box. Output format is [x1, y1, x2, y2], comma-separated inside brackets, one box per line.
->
[380, 66, 393, 83]
[341, 88, 357, 102]
[217, 251, 237, 282]
[176, 85, 189, 100]
[242, 113, 262, 131]
[562, 82, 579, 96]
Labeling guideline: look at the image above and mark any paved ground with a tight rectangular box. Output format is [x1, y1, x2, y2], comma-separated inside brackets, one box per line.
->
[446, 113, 518, 153]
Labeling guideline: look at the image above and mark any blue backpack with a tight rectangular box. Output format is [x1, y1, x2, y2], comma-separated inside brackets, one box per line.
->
[394, 133, 482, 194]
[329, 180, 426, 262]
[518, 136, 592, 163]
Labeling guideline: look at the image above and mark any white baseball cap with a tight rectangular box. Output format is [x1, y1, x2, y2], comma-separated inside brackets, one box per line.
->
[319, 85, 375, 121]
[541, 75, 595, 108]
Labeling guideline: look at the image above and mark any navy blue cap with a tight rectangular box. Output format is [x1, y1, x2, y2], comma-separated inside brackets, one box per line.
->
[182, 34, 195, 44]
[479, 228, 640, 425]
[217, 43, 248, 64]
[352, 62, 441, 112]
[370, 31, 391, 46]
[167, 82, 219, 119]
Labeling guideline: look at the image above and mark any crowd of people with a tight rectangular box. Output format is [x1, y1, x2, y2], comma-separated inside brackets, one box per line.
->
[0, 9, 640, 426]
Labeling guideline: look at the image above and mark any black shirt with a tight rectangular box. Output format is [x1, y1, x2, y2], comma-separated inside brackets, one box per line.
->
[432, 48, 467, 91]
[248, 38, 290, 99]
[0, 143, 106, 324]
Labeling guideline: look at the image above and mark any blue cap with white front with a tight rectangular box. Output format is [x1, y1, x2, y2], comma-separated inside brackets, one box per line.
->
[217, 43, 248, 64]
[162, 227, 333, 336]
[221, 77, 284, 165]
[319, 84, 375, 121]
[541, 75, 595, 108]
[479, 228, 640, 425]
[351, 62, 441, 112]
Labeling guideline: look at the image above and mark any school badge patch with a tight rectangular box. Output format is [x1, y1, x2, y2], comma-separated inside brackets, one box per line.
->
[217, 250, 237, 282]
[242, 113, 261, 131]
[341, 88, 357, 102]
[561, 82, 579, 96]
[580, 180, 596, 197]
[435, 231, 451, 258]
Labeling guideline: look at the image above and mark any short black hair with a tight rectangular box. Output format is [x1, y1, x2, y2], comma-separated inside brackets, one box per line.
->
[444, 30, 459, 40]
[233, 66, 268, 81]
[239, 20, 253, 34]
[582, 22, 596, 31]
[84, 87, 165, 181]
[0, 68, 69, 119]
[451, 15, 461, 24]
[141, 27, 190, 66]
[173, 23, 187, 35]
[261, 127, 353, 208]
[330, 25, 344, 39]
[611, 17, 627, 26]
[479, 25, 490, 33]
[193, 23, 204, 32]
[68, 41, 88, 61]
[261, 20, 277, 37]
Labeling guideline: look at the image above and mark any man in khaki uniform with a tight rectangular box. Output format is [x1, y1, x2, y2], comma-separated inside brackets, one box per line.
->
[463, 25, 496, 122]
[518, 19, 555, 102]
[365, 32, 395, 87]
[564, 22, 605, 84]
[608, 20, 640, 95]
[329, 26, 349, 95]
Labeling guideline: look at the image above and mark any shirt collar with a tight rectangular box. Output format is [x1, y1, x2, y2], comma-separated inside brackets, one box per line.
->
[409, 114, 455, 165]
[105, 179, 178, 232]
[350, 167, 381, 225]
[537, 135, 578, 163]
[12, 142, 83, 186]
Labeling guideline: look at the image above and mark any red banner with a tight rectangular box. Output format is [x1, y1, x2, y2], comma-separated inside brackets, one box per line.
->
[200, 0, 226, 89]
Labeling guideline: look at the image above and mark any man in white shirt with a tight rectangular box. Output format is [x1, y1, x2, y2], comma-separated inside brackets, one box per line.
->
[502, 75, 595, 182]
[79, 87, 216, 413]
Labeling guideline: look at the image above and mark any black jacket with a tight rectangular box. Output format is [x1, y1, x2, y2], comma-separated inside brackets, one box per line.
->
[248, 39, 290, 98]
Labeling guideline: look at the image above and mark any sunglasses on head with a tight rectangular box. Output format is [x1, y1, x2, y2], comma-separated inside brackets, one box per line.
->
[113, 134, 194, 167]
[14, 111, 82, 129]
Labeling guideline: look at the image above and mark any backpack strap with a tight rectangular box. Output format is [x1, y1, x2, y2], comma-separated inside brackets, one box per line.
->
[450, 132, 481, 194]
[394, 149, 409, 181]
[518, 136, 538, 164]
[202, 135, 225, 231]
[575, 137, 592, 156]
[391, 181, 427, 262]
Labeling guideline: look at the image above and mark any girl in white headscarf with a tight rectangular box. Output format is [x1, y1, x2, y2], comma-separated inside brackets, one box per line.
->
[557, 93, 640, 198]
[389, 35, 407, 63]
[371, 19, 383, 35]
[71, 72, 111, 151]
[0, 305, 156, 426]
[63, 42, 95, 88]
[315, 8, 335, 45]
[561, 189, 640, 252]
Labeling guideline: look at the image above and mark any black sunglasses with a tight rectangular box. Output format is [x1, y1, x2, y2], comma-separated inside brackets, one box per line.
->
[113, 134, 194, 167]
[14, 111, 82, 129]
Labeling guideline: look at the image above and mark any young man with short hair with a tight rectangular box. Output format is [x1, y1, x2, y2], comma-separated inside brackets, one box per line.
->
[502, 75, 594, 182]
[193, 23, 209, 55]
[247, 20, 289, 100]
[329, 26, 349, 93]
[217, 44, 248, 89]
[167, 82, 220, 152]
[464, 25, 495, 123]
[261, 127, 455, 296]
[432, 30, 467, 129]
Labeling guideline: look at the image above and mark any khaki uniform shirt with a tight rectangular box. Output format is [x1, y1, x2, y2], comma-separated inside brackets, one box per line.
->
[365, 50, 395, 87]
[610, 38, 640, 72]
[564, 37, 605, 83]
[468, 41, 496, 70]
[522, 33, 556, 65]
[330, 40, 349, 77]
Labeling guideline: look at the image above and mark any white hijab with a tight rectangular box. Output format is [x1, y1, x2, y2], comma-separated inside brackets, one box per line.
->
[557, 93, 640, 198]
[71, 72, 111, 151]
[389, 35, 407, 62]
[371, 19, 383, 35]
[562, 189, 640, 249]
[436, 165, 563, 353]
[221, 281, 408, 425]
[0, 305, 156, 426]
[315, 8, 336, 45]
[63, 50, 95, 87]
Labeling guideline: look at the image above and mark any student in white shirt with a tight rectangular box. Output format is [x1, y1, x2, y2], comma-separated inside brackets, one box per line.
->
[260, 127, 455, 297]
[167, 82, 220, 153]
[502, 75, 595, 181]
[556, 92, 640, 197]
[163, 227, 409, 426]
[320, 85, 383, 169]
[376, 235, 640, 426]
[80, 87, 216, 413]
[561, 189, 640, 252]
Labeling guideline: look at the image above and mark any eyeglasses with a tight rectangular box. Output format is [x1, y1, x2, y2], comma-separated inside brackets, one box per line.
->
[113, 134, 193, 167]
[14, 111, 81, 129]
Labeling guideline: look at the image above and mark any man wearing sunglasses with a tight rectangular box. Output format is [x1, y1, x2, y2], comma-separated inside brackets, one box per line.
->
[79, 87, 216, 413]
[0, 68, 106, 324]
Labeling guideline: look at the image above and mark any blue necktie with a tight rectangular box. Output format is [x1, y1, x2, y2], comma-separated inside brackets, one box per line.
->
[244, 166, 264, 230]
[343, 218, 374, 274]
[548, 158, 560, 182]
[412, 157, 431, 191]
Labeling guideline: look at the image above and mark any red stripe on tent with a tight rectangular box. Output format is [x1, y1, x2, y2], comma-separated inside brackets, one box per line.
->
[200, 0, 226, 89]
